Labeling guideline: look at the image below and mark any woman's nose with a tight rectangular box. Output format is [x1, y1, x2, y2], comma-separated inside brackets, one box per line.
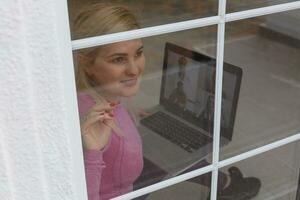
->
[125, 60, 139, 75]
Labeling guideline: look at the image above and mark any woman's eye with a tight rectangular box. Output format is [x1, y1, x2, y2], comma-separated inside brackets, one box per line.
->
[135, 50, 143, 58]
[112, 57, 126, 64]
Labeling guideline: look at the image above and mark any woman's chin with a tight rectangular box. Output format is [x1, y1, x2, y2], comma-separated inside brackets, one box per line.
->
[119, 84, 140, 97]
[100, 82, 140, 98]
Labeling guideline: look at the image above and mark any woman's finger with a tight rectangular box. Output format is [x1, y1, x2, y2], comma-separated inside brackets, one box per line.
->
[81, 113, 113, 133]
[102, 119, 124, 137]
[99, 119, 113, 134]
[84, 109, 114, 123]
[81, 115, 102, 134]
[138, 108, 152, 117]
[85, 111, 105, 120]
[92, 102, 117, 112]
[86, 106, 114, 121]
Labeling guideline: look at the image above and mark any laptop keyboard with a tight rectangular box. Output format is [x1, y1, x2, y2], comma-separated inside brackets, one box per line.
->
[140, 111, 212, 153]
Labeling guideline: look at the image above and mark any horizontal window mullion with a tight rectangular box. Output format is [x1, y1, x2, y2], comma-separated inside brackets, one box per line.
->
[226, 1, 300, 22]
[71, 16, 220, 50]
[112, 132, 300, 200]
[112, 164, 215, 200]
[72, 1, 300, 50]
[218, 132, 300, 168]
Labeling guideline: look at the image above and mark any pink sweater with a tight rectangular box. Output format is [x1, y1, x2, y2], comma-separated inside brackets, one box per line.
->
[77, 93, 143, 200]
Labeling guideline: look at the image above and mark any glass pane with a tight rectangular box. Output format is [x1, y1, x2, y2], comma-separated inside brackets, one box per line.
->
[220, 10, 300, 160]
[218, 141, 300, 200]
[134, 173, 212, 200]
[227, 0, 298, 13]
[67, 0, 218, 39]
[73, 26, 217, 199]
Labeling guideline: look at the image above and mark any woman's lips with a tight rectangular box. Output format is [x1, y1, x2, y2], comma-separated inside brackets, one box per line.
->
[120, 78, 138, 87]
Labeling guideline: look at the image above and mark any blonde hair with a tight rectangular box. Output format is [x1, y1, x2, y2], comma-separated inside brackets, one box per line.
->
[72, 3, 140, 102]
[73, 3, 141, 124]
[72, 3, 140, 40]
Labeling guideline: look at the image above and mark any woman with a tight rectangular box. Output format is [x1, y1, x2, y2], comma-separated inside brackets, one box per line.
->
[73, 3, 261, 200]
[74, 3, 144, 200]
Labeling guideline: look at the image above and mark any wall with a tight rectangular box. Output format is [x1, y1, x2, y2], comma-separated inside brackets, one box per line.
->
[0, 1, 85, 200]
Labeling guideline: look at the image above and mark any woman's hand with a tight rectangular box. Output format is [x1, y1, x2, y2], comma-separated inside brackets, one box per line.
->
[80, 102, 116, 151]
[138, 108, 151, 118]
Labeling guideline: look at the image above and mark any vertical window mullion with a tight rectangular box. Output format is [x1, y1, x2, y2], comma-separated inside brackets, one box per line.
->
[210, 0, 227, 199]
[56, 0, 88, 200]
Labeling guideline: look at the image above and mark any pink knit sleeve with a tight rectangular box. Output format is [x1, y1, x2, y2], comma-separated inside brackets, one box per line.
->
[83, 149, 105, 200]
[77, 93, 103, 200]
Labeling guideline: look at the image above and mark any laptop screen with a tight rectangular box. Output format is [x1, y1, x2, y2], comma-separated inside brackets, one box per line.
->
[160, 43, 242, 140]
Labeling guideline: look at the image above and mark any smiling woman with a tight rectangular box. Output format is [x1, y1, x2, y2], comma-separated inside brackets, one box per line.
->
[73, 3, 145, 200]
[82, 40, 145, 100]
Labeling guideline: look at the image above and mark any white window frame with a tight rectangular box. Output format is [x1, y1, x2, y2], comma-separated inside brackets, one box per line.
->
[58, 1, 300, 200]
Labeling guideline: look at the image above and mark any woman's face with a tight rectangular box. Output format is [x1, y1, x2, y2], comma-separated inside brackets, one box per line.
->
[85, 39, 145, 100]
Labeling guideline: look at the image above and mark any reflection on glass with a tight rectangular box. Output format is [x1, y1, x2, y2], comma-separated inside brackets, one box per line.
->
[221, 10, 300, 160]
[227, 0, 298, 13]
[134, 27, 221, 196]
[68, 0, 218, 39]
[135, 174, 213, 200]
[218, 141, 300, 199]
[138, 42, 216, 187]
[72, 3, 219, 200]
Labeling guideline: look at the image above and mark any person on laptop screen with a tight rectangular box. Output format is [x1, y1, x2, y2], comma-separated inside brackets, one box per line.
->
[73, 3, 261, 200]
[168, 80, 187, 108]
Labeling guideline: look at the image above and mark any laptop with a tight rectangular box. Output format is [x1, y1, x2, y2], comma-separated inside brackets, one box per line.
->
[138, 42, 243, 178]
